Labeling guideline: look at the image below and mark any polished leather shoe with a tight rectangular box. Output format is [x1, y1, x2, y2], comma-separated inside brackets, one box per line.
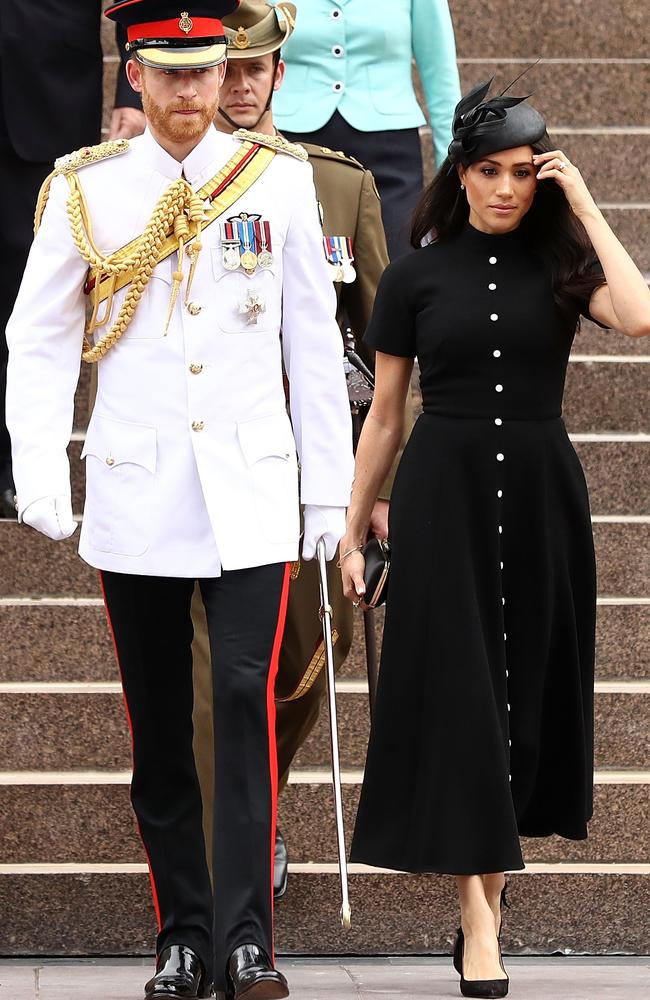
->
[273, 829, 288, 900]
[144, 945, 210, 999]
[0, 488, 17, 520]
[218, 943, 289, 999]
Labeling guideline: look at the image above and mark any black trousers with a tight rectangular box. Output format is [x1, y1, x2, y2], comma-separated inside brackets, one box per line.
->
[101, 563, 290, 992]
[283, 110, 424, 260]
[0, 128, 51, 488]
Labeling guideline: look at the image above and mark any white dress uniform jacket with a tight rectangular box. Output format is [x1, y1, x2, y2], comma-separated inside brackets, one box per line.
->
[6, 127, 353, 576]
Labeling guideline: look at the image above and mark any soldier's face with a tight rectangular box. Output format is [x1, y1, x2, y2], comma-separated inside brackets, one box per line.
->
[128, 61, 226, 143]
[220, 54, 285, 129]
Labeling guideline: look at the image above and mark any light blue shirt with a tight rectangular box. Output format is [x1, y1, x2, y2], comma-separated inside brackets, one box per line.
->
[274, 0, 461, 167]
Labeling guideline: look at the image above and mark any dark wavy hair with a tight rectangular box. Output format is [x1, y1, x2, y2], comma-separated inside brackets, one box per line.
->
[411, 135, 603, 326]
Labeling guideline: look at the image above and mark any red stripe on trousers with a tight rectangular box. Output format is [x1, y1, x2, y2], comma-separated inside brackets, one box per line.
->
[98, 571, 163, 933]
[266, 563, 291, 960]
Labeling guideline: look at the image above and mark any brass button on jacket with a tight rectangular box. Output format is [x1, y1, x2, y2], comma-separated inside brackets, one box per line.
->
[189, 363, 203, 375]
[191, 421, 204, 432]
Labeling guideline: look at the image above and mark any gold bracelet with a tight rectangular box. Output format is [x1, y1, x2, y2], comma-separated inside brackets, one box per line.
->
[336, 544, 364, 568]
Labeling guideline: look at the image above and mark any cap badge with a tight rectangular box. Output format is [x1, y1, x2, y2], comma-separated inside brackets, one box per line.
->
[179, 11, 193, 34]
[234, 27, 250, 49]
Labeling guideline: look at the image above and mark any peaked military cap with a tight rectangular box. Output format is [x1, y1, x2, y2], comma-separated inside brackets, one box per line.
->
[223, 0, 296, 59]
[448, 78, 548, 167]
[105, 1, 240, 69]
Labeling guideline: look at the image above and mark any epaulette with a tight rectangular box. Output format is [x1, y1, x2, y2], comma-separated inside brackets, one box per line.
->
[232, 129, 308, 162]
[34, 139, 130, 234]
[302, 143, 366, 171]
[53, 138, 130, 176]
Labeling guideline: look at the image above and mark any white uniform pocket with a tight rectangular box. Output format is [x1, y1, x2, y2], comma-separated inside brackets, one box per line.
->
[81, 415, 157, 556]
[211, 248, 281, 335]
[237, 412, 299, 544]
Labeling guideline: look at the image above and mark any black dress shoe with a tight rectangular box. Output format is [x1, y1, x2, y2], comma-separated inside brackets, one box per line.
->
[218, 944, 289, 1000]
[144, 945, 210, 999]
[0, 488, 17, 520]
[273, 830, 288, 900]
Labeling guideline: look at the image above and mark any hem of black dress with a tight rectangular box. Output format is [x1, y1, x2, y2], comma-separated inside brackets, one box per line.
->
[518, 825, 588, 842]
[349, 853, 526, 876]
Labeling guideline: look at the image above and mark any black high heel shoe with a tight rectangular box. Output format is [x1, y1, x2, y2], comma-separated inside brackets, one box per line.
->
[452, 928, 509, 998]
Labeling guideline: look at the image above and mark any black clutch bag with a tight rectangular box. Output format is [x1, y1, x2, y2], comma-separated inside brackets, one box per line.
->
[362, 537, 391, 608]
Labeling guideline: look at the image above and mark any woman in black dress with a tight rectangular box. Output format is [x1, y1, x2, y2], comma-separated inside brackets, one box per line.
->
[339, 80, 650, 998]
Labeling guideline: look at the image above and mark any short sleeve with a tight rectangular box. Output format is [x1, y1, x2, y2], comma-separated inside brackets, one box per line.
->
[363, 259, 417, 358]
[578, 258, 609, 328]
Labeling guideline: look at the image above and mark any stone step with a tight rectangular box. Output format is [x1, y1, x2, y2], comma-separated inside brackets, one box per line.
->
[548, 131, 650, 205]
[1, 598, 648, 685]
[0, 865, 648, 955]
[0, 773, 647, 867]
[0, 683, 647, 772]
[1, 520, 646, 598]
[449, 0, 649, 59]
[60, 437, 650, 519]
[574, 323, 650, 357]
[458, 62, 650, 129]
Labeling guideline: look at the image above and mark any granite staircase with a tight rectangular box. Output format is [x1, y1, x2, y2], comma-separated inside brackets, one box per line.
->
[0, 0, 648, 958]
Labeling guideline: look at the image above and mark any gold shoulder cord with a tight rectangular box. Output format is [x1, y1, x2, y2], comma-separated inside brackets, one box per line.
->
[35, 140, 211, 364]
[35, 138, 276, 363]
[232, 128, 308, 162]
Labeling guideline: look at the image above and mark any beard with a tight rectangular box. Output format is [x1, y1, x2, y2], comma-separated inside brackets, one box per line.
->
[142, 83, 219, 145]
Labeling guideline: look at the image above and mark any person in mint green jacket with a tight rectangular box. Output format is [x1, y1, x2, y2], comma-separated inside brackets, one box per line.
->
[275, 0, 461, 258]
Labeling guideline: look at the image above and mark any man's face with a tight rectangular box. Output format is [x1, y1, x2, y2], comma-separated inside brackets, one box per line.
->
[219, 53, 285, 128]
[127, 62, 226, 144]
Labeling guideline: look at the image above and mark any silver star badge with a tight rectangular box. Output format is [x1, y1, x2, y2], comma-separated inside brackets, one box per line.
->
[238, 291, 266, 325]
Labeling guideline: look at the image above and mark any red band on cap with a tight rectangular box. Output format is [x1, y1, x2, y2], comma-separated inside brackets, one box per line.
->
[127, 16, 224, 42]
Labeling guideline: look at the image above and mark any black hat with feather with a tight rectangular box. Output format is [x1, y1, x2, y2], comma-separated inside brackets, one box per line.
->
[448, 77, 548, 168]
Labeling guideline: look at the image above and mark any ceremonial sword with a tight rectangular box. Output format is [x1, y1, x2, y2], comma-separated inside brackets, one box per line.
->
[316, 538, 352, 930]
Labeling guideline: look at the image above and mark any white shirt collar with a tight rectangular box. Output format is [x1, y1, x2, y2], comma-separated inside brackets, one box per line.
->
[139, 125, 235, 186]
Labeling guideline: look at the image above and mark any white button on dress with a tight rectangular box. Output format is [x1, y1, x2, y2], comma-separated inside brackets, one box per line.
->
[489, 283, 497, 291]
[493, 349, 501, 358]
[489, 256, 497, 264]
[497, 453, 504, 462]
[495, 384, 503, 392]
[490, 313, 499, 321]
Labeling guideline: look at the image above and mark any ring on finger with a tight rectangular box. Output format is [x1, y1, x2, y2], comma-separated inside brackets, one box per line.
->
[557, 160, 568, 171]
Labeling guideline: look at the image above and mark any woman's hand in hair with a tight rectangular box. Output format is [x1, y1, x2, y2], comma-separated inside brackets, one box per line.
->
[533, 150, 598, 221]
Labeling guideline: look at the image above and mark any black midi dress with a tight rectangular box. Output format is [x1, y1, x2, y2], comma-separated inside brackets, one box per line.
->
[350, 222, 604, 875]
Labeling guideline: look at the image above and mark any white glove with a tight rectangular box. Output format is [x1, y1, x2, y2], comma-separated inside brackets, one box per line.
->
[22, 495, 77, 541]
[302, 504, 347, 561]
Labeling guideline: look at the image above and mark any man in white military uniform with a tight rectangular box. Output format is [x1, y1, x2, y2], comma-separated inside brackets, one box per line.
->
[5, 3, 352, 999]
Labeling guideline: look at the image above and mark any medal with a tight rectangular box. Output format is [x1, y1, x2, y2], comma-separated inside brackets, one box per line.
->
[222, 242, 241, 271]
[240, 249, 258, 274]
[342, 261, 356, 284]
[255, 220, 274, 270]
[228, 213, 260, 274]
[238, 290, 266, 325]
[323, 235, 355, 284]
[220, 222, 242, 271]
